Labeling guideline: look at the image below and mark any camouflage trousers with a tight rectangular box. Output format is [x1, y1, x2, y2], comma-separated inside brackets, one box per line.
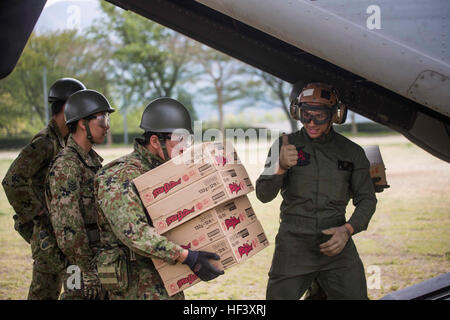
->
[27, 215, 67, 300]
[108, 257, 184, 300]
[27, 260, 62, 300]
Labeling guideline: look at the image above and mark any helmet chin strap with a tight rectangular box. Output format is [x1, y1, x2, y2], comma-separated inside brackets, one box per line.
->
[84, 119, 95, 144]
[158, 137, 170, 162]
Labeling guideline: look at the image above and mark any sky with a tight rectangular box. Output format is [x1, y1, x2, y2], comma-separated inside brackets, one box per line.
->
[35, 0, 370, 130]
[38, 0, 100, 33]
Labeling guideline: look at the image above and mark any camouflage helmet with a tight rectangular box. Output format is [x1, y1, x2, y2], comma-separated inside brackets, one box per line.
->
[140, 97, 193, 134]
[64, 89, 115, 125]
[48, 78, 86, 103]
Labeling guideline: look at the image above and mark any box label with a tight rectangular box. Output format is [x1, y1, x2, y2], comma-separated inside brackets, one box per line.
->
[148, 167, 253, 234]
[133, 142, 243, 207]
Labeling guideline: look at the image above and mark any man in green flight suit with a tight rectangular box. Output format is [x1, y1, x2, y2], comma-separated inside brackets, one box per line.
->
[2, 78, 85, 300]
[45, 89, 115, 299]
[94, 97, 224, 300]
[256, 83, 377, 300]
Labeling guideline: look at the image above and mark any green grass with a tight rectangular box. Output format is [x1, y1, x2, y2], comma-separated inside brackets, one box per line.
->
[0, 138, 449, 300]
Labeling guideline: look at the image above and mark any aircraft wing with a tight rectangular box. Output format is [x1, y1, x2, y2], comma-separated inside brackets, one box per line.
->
[1, 0, 449, 162]
[105, 0, 450, 162]
[0, 0, 47, 80]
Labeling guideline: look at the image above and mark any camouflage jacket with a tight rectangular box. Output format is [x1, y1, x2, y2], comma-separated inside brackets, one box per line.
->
[45, 135, 103, 272]
[95, 138, 184, 264]
[2, 118, 66, 224]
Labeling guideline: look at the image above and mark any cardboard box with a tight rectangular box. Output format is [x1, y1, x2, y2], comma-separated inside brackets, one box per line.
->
[157, 238, 237, 296]
[147, 165, 254, 234]
[151, 210, 223, 269]
[227, 219, 269, 264]
[131, 141, 267, 296]
[151, 196, 258, 269]
[156, 217, 269, 296]
[133, 142, 241, 207]
[214, 195, 258, 236]
[363, 145, 388, 186]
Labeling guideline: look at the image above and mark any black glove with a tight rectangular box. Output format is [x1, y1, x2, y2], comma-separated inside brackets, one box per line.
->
[82, 269, 102, 300]
[182, 250, 224, 281]
[372, 177, 390, 193]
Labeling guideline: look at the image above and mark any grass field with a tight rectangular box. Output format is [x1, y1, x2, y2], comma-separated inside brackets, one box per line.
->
[0, 135, 449, 300]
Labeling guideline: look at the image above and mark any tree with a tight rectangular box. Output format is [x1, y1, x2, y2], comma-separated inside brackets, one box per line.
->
[246, 70, 298, 133]
[193, 44, 248, 137]
[91, 2, 198, 142]
[350, 111, 358, 134]
[0, 91, 25, 135]
[0, 30, 110, 135]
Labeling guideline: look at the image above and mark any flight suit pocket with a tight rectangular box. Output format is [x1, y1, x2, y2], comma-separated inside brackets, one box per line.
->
[332, 170, 351, 202]
[269, 248, 288, 276]
[269, 224, 291, 275]
[287, 166, 314, 198]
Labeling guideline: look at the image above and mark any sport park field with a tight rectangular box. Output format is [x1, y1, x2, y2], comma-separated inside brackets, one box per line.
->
[0, 134, 448, 300]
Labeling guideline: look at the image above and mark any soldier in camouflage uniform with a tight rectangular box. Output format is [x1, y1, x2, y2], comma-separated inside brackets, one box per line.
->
[256, 83, 377, 300]
[95, 98, 223, 300]
[2, 78, 85, 300]
[45, 89, 115, 300]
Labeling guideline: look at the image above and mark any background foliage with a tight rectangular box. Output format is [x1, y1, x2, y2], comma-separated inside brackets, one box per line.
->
[0, 1, 391, 148]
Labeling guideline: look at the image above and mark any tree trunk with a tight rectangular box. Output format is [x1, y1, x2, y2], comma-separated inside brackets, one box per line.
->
[289, 119, 298, 133]
[123, 110, 129, 145]
[100, 74, 114, 146]
[217, 90, 225, 140]
[279, 91, 298, 133]
[107, 130, 113, 146]
[351, 111, 358, 134]
[274, 81, 298, 133]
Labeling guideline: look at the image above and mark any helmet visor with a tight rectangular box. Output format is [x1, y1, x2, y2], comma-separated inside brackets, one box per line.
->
[89, 113, 110, 128]
[170, 132, 193, 150]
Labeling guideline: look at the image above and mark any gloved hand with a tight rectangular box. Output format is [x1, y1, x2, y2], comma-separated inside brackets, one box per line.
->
[82, 269, 102, 300]
[319, 225, 351, 257]
[182, 250, 224, 281]
[279, 144, 298, 170]
[372, 177, 390, 193]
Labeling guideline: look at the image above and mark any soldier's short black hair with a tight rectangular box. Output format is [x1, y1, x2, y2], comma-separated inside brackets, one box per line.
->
[51, 101, 65, 116]
[143, 131, 171, 146]
[68, 121, 78, 134]
[68, 117, 95, 134]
